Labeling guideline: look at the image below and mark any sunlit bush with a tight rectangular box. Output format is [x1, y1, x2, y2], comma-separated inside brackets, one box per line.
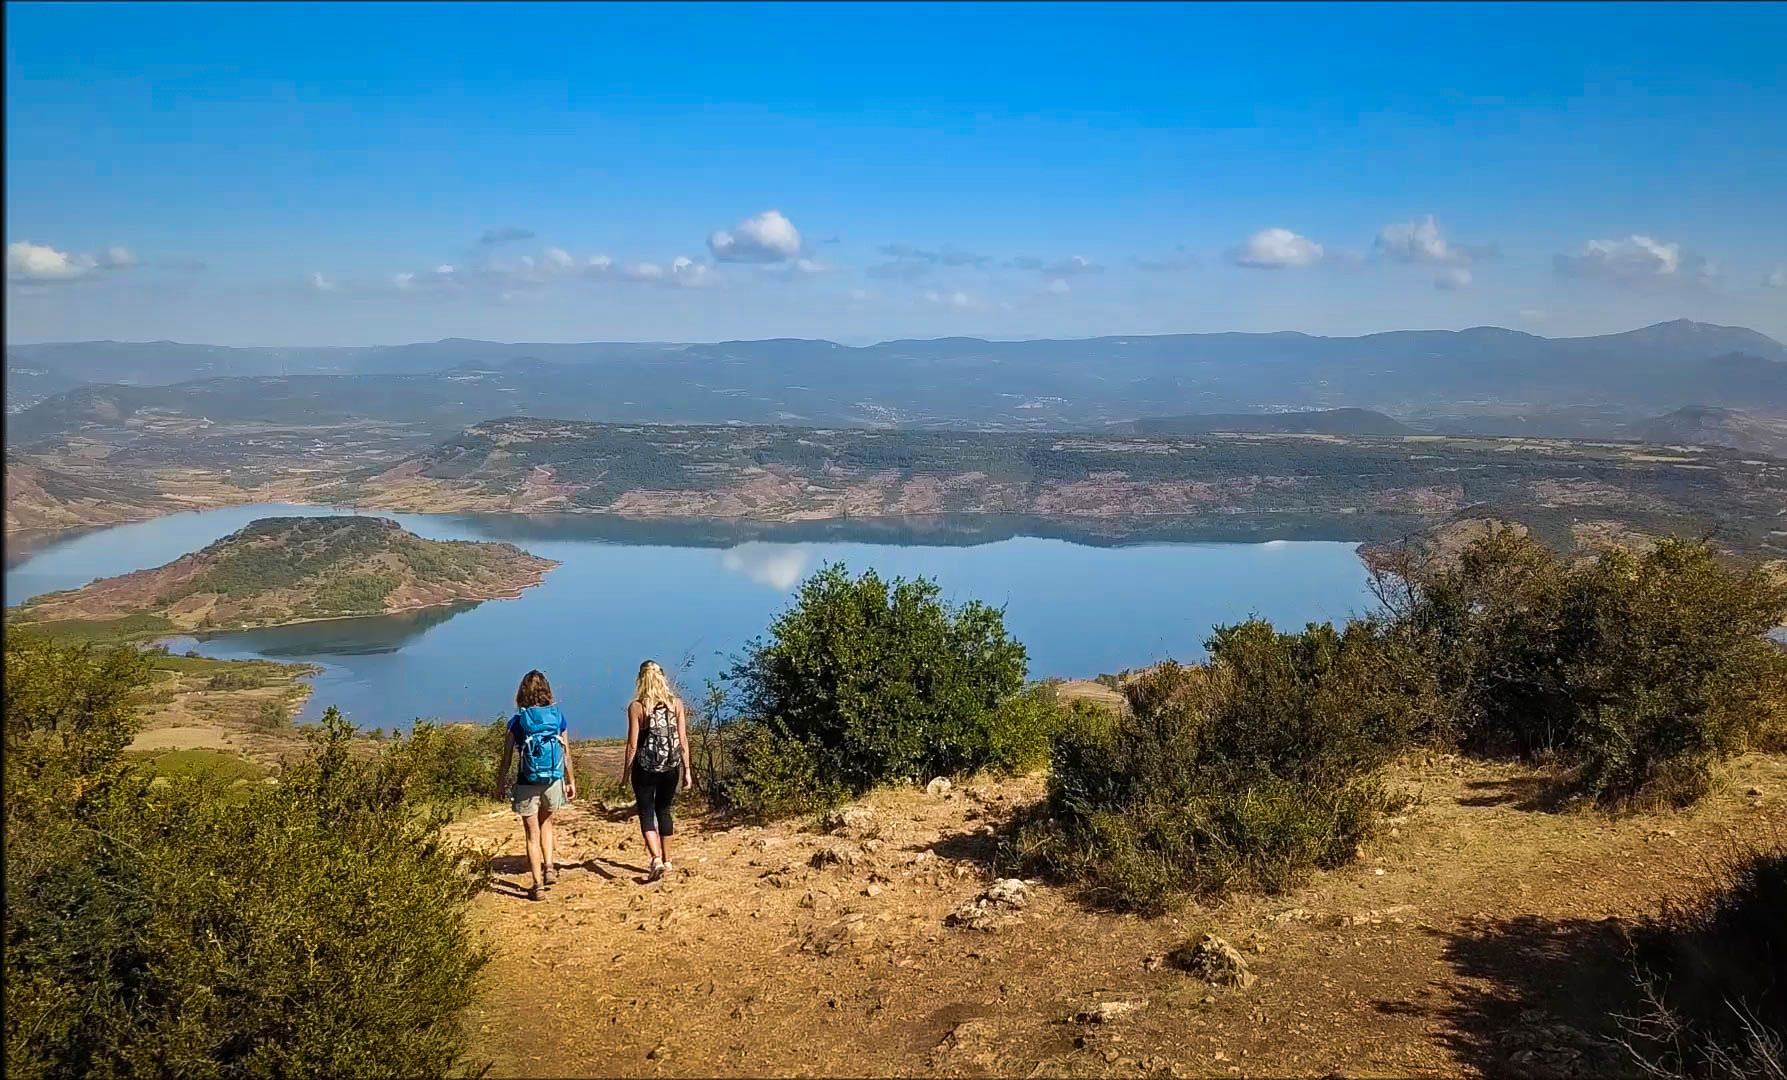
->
[704, 563, 1068, 818]
[1011, 618, 1411, 913]
[4, 634, 490, 1079]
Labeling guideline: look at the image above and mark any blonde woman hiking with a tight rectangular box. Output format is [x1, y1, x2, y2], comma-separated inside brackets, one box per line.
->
[621, 659, 692, 882]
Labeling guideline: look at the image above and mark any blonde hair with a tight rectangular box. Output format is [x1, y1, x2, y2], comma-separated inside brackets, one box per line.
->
[634, 659, 677, 716]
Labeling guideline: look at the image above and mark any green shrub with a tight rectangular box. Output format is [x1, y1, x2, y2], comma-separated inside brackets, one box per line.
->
[1379, 532, 1787, 807]
[4, 634, 491, 1079]
[1625, 843, 1786, 1079]
[712, 563, 1038, 814]
[384, 719, 508, 807]
[254, 701, 289, 729]
[1011, 620, 1407, 914]
[710, 718, 845, 821]
[205, 668, 263, 691]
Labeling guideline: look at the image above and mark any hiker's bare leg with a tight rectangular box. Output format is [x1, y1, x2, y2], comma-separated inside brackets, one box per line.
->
[521, 812, 544, 889]
[642, 826, 664, 863]
[539, 804, 556, 874]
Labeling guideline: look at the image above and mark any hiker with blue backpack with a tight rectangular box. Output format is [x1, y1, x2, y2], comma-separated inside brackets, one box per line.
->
[496, 669, 576, 902]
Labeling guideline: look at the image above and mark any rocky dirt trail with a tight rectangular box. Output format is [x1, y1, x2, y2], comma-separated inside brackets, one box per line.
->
[451, 753, 1786, 1078]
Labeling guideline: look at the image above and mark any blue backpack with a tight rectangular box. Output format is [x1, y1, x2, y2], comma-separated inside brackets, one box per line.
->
[513, 705, 565, 784]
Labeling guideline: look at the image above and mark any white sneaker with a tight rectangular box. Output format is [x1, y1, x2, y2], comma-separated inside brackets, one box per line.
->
[647, 857, 664, 881]
[661, 860, 674, 874]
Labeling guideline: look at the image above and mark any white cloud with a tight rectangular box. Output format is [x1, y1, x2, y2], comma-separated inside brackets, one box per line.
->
[99, 246, 137, 268]
[1376, 215, 1468, 265]
[1434, 266, 1473, 291]
[720, 543, 811, 590]
[923, 288, 979, 309]
[1229, 228, 1324, 269]
[868, 243, 992, 279]
[1766, 265, 1787, 289]
[794, 257, 826, 275]
[1554, 234, 1714, 287]
[308, 271, 338, 293]
[707, 209, 803, 263]
[1518, 308, 1547, 322]
[670, 256, 713, 287]
[7, 241, 98, 281]
[586, 254, 614, 274]
[1043, 277, 1071, 295]
[617, 257, 713, 288]
[542, 247, 575, 271]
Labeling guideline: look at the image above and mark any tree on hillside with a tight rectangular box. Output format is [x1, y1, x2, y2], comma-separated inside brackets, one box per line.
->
[713, 563, 1052, 815]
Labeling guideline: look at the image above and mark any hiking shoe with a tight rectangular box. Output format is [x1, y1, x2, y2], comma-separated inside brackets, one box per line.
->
[543, 868, 559, 887]
[647, 857, 664, 882]
[527, 883, 543, 902]
[661, 860, 675, 875]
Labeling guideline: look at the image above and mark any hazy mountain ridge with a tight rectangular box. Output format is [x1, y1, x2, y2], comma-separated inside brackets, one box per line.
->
[9, 321, 1785, 434]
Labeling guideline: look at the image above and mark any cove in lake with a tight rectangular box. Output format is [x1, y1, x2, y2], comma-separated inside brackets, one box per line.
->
[4, 504, 1379, 739]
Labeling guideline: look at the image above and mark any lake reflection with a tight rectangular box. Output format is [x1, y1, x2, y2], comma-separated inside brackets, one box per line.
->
[6, 504, 1380, 737]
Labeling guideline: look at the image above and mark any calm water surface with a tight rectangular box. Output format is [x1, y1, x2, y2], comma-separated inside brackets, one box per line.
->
[5, 504, 1378, 737]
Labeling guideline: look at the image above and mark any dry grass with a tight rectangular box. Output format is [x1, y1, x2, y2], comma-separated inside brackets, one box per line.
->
[450, 750, 1787, 1077]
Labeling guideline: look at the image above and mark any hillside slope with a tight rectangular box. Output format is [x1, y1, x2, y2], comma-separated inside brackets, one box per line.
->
[10, 515, 556, 631]
[1629, 406, 1787, 458]
[343, 416, 1787, 554]
[1133, 408, 1414, 436]
[453, 751, 1787, 1077]
[5, 460, 180, 533]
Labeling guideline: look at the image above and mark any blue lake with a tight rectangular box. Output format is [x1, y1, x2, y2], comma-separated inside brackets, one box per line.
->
[5, 504, 1379, 738]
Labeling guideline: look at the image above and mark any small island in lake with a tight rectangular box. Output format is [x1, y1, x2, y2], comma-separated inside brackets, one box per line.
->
[9, 515, 557, 634]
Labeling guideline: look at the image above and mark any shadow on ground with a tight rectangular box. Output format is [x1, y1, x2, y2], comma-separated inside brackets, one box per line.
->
[1377, 914, 1646, 1078]
[1458, 774, 1579, 813]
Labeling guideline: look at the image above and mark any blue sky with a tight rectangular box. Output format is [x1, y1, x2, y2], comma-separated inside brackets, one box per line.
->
[6, 1, 1786, 345]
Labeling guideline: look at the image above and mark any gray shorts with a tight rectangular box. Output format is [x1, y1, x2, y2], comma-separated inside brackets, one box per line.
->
[511, 777, 567, 817]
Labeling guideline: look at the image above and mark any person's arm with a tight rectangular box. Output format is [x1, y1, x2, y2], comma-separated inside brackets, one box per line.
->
[676, 700, 693, 790]
[560, 717, 577, 800]
[621, 703, 640, 786]
[495, 726, 515, 802]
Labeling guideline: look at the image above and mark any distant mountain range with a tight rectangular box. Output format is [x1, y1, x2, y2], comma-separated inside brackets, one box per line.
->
[7, 320, 1785, 446]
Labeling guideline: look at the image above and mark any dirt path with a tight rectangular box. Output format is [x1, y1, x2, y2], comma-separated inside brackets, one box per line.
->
[451, 753, 1784, 1078]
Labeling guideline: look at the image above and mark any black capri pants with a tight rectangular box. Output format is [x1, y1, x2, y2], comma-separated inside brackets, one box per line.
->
[632, 764, 679, 836]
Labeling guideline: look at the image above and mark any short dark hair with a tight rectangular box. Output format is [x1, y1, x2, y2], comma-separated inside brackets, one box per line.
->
[516, 669, 553, 708]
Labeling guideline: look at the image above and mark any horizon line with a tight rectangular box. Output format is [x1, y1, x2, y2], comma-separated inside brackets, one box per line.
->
[5, 317, 1780, 353]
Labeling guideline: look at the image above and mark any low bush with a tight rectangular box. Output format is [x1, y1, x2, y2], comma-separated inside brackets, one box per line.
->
[1011, 618, 1411, 913]
[709, 718, 846, 820]
[385, 718, 508, 806]
[4, 634, 491, 1078]
[709, 563, 1057, 817]
[204, 667, 264, 691]
[1377, 532, 1787, 807]
[1624, 842, 1786, 1079]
